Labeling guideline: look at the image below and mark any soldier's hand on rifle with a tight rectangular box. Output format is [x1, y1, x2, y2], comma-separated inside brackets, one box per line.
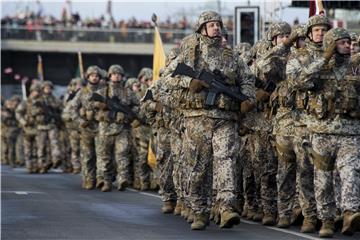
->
[155, 102, 163, 112]
[256, 89, 271, 102]
[323, 41, 337, 62]
[189, 79, 209, 93]
[79, 119, 89, 128]
[240, 100, 255, 113]
[94, 101, 107, 110]
[116, 112, 125, 123]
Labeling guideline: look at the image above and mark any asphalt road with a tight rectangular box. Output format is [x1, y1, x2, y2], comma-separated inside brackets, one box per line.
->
[1, 165, 358, 240]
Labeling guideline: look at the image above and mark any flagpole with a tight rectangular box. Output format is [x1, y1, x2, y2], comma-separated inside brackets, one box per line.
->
[78, 51, 84, 79]
[37, 54, 44, 81]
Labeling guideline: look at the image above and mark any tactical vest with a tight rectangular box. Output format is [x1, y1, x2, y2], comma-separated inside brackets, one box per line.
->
[180, 34, 240, 111]
[306, 66, 360, 120]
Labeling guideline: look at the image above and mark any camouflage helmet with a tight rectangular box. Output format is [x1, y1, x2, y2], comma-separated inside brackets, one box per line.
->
[292, 24, 307, 38]
[30, 82, 42, 92]
[70, 77, 83, 86]
[323, 28, 350, 50]
[108, 64, 125, 77]
[234, 42, 252, 55]
[125, 77, 139, 89]
[306, 15, 331, 36]
[137, 67, 153, 80]
[41, 80, 54, 89]
[349, 32, 359, 42]
[267, 22, 291, 41]
[195, 11, 223, 33]
[85, 65, 102, 79]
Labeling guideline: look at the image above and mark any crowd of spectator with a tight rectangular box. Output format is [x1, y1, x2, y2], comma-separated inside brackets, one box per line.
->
[1, 10, 234, 32]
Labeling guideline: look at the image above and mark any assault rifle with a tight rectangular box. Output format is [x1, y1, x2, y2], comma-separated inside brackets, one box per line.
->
[66, 89, 80, 102]
[171, 63, 248, 106]
[90, 92, 139, 121]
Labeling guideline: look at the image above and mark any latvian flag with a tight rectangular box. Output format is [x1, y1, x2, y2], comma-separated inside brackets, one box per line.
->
[309, 0, 326, 17]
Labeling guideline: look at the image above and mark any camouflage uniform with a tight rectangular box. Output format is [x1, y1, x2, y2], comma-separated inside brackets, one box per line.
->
[169, 11, 255, 229]
[284, 16, 334, 229]
[15, 83, 42, 173]
[36, 81, 63, 173]
[131, 68, 153, 190]
[97, 65, 139, 190]
[62, 78, 83, 173]
[141, 78, 176, 204]
[301, 29, 360, 232]
[69, 66, 105, 188]
[1, 97, 21, 167]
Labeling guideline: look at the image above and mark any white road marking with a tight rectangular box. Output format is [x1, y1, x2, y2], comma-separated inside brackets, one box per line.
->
[241, 219, 321, 240]
[2, 191, 45, 195]
[127, 188, 162, 199]
[131, 190, 321, 240]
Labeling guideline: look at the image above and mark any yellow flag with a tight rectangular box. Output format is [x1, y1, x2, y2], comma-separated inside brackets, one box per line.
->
[37, 54, 44, 81]
[152, 26, 166, 82]
[147, 24, 166, 169]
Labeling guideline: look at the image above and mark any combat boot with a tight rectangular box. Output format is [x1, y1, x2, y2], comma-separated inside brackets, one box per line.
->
[191, 213, 209, 230]
[101, 181, 112, 192]
[291, 207, 303, 225]
[253, 211, 263, 222]
[183, 207, 190, 220]
[277, 216, 291, 228]
[341, 211, 360, 236]
[187, 210, 195, 223]
[72, 168, 81, 174]
[319, 219, 334, 238]
[132, 178, 141, 190]
[300, 217, 317, 233]
[262, 214, 276, 226]
[241, 208, 248, 218]
[39, 167, 48, 174]
[246, 209, 256, 220]
[140, 182, 150, 191]
[96, 179, 104, 189]
[174, 200, 183, 216]
[220, 210, 241, 228]
[83, 179, 95, 190]
[161, 201, 176, 214]
[117, 181, 128, 191]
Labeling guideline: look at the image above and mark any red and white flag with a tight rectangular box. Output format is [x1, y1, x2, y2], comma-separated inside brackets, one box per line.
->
[309, 0, 325, 17]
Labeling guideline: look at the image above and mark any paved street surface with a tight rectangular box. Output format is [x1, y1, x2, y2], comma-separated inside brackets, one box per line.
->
[2, 165, 358, 240]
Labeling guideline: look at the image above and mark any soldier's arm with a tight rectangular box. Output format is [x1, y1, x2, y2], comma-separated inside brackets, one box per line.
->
[15, 101, 27, 126]
[68, 90, 83, 124]
[237, 58, 256, 104]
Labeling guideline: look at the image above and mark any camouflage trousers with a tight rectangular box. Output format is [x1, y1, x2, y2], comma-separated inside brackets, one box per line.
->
[182, 116, 238, 215]
[131, 125, 151, 186]
[247, 130, 278, 216]
[23, 132, 37, 171]
[242, 133, 258, 213]
[80, 131, 101, 182]
[275, 127, 316, 219]
[311, 133, 360, 220]
[59, 129, 72, 172]
[69, 130, 81, 171]
[36, 128, 62, 169]
[170, 129, 184, 201]
[156, 127, 176, 202]
[1, 127, 20, 166]
[97, 129, 131, 186]
[15, 130, 25, 166]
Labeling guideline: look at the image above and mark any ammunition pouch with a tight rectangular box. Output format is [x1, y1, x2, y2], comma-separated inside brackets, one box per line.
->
[295, 91, 308, 110]
[309, 149, 335, 171]
[184, 91, 240, 111]
[79, 108, 86, 118]
[275, 141, 296, 163]
[85, 110, 95, 121]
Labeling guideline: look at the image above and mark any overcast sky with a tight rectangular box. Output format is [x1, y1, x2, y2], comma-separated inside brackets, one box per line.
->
[2, 0, 310, 24]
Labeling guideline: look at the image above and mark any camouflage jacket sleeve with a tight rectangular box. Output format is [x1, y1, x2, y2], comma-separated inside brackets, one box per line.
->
[15, 101, 27, 125]
[68, 90, 83, 124]
[237, 58, 256, 104]
[286, 52, 326, 90]
[258, 43, 288, 64]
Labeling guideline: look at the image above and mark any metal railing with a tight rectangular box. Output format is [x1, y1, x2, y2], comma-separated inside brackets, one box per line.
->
[1, 25, 234, 45]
